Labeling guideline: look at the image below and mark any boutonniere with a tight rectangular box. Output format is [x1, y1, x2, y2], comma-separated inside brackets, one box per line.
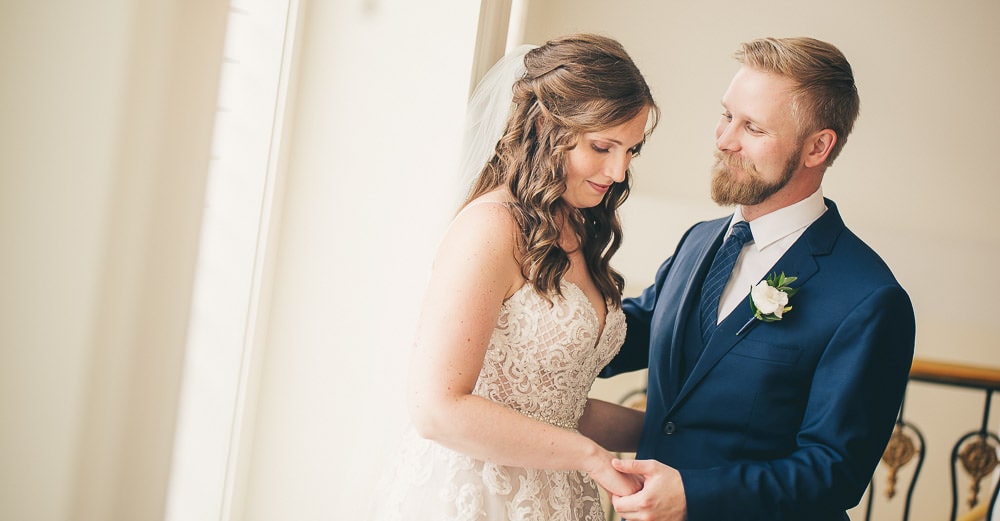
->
[737, 272, 799, 335]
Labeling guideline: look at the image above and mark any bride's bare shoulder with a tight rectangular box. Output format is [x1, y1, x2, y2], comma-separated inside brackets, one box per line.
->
[434, 189, 522, 293]
[452, 189, 516, 229]
[442, 188, 516, 251]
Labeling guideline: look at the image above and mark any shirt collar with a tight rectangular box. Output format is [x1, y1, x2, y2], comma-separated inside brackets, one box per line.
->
[730, 188, 827, 251]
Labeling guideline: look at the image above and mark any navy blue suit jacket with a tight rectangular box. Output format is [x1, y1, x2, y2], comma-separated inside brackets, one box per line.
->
[603, 200, 915, 520]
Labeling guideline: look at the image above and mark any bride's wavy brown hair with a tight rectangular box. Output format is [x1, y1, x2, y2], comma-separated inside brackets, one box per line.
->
[463, 33, 658, 307]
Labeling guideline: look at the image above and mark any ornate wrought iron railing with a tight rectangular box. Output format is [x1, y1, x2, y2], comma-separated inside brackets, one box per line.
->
[865, 358, 1000, 521]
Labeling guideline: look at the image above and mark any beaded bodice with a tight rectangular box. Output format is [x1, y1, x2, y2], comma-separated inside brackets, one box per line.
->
[472, 281, 626, 429]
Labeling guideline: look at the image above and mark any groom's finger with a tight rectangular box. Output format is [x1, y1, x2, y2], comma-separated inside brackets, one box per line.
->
[612, 458, 657, 476]
[611, 491, 643, 516]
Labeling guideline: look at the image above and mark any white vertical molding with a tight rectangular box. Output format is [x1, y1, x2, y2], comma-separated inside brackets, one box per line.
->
[164, 1, 297, 520]
[220, 1, 301, 519]
[506, 0, 528, 51]
[236, 1, 481, 518]
[470, 0, 512, 93]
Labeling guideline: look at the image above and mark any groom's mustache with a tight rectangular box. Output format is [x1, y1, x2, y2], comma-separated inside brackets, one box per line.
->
[713, 151, 757, 177]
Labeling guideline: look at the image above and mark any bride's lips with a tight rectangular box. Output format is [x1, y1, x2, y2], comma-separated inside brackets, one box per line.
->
[588, 181, 611, 194]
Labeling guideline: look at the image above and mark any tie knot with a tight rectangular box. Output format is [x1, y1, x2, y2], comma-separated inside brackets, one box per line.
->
[730, 220, 753, 245]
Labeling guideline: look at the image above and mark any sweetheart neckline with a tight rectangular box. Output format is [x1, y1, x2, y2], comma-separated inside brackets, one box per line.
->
[505, 281, 620, 342]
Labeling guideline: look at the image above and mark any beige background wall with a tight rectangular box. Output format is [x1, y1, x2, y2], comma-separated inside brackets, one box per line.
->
[0, 1, 229, 521]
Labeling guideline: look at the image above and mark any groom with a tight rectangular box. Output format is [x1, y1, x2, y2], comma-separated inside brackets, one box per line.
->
[602, 37, 915, 520]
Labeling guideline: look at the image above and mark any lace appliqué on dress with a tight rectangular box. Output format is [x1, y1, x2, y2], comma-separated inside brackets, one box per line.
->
[372, 282, 625, 521]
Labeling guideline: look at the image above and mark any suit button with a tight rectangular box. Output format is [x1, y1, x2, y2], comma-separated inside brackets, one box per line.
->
[663, 421, 676, 435]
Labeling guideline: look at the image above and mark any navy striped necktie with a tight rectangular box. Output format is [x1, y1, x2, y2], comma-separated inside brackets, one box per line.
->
[699, 221, 754, 341]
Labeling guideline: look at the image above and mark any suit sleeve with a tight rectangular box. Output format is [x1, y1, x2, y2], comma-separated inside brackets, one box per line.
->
[680, 284, 916, 520]
[603, 224, 700, 378]
[600, 254, 675, 378]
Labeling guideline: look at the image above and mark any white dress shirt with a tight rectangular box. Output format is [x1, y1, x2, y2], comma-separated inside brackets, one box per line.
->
[713, 188, 828, 324]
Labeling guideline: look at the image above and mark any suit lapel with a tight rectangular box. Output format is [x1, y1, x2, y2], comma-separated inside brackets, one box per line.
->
[670, 200, 844, 410]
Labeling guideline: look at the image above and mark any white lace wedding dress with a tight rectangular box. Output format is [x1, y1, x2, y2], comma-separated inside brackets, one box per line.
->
[373, 281, 626, 521]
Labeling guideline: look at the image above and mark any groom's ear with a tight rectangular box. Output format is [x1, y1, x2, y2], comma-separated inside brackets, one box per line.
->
[802, 129, 837, 168]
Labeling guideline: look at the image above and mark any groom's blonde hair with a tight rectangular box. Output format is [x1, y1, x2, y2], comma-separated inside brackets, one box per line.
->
[736, 37, 860, 167]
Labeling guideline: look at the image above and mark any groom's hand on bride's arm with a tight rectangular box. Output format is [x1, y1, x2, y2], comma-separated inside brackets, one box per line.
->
[610, 459, 686, 521]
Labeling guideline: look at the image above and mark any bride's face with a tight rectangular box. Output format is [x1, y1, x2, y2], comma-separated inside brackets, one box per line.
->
[561, 106, 649, 209]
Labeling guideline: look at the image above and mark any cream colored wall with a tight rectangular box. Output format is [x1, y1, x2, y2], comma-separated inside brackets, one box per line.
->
[0, 2, 228, 521]
[521, 1, 1000, 520]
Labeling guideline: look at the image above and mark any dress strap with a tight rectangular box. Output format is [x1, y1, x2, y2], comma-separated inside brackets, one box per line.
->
[455, 199, 511, 216]
[451, 200, 512, 223]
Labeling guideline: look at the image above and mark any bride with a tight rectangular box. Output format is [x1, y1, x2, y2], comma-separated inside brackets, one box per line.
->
[373, 33, 659, 520]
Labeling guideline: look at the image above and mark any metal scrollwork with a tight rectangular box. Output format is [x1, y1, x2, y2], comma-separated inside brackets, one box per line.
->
[957, 436, 999, 509]
[881, 425, 917, 499]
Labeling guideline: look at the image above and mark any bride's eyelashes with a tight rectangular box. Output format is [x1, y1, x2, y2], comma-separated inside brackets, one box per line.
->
[589, 141, 644, 157]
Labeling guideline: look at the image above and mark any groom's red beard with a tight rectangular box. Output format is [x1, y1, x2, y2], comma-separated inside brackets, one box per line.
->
[710, 150, 798, 206]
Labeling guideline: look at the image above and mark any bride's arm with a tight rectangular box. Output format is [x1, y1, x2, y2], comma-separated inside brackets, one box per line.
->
[578, 398, 645, 453]
[407, 203, 639, 497]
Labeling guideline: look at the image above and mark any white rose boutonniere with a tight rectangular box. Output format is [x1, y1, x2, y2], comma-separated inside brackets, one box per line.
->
[738, 272, 799, 335]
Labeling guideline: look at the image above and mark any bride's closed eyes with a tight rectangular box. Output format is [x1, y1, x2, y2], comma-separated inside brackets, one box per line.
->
[589, 140, 644, 156]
